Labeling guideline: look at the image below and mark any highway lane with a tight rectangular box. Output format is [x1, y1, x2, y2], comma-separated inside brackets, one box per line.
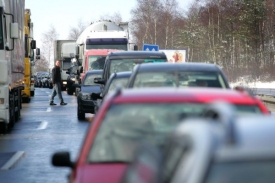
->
[0, 88, 92, 183]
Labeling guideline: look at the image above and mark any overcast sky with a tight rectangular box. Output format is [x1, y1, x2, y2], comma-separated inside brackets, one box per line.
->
[25, 0, 194, 48]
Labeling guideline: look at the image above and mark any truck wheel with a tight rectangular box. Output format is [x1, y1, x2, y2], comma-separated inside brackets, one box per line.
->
[0, 122, 8, 134]
[77, 106, 85, 120]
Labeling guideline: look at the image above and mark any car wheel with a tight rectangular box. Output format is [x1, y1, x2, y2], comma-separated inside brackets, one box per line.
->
[67, 87, 74, 95]
[77, 105, 85, 120]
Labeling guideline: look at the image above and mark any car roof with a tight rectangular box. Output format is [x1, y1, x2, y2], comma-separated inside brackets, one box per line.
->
[175, 114, 275, 160]
[110, 71, 132, 78]
[107, 51, 167, 59]
[107, 87, 260, 105]
[135, 62, 222, 72]
[168, 113, 275, 181]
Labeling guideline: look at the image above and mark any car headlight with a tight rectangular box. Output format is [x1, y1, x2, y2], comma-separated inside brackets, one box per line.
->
[81, 93, 91, 100]
[71, 78, 76, 81]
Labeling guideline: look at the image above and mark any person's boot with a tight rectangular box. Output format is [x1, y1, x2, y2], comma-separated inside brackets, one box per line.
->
[50, 101, 57, 105]
[60, 101, 67, 106]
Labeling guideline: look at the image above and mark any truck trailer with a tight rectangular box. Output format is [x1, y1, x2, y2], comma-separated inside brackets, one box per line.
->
[0, 0, 25, 133]
[22, 8, 37, 103]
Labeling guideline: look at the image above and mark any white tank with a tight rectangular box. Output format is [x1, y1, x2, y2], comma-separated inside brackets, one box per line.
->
[76, 20, 126, 44]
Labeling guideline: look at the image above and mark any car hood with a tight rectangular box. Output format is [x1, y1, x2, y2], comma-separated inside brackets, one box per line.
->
[80, 86, 101, 93]
[76, 164, 128, 183]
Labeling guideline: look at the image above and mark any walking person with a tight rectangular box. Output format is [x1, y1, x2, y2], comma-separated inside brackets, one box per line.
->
[49, 60, 67, 106]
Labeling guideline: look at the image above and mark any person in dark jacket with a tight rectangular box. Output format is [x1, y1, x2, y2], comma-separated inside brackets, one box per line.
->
[49, 60, 67, 105]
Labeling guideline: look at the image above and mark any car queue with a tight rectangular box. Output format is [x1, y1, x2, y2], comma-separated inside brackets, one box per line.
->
[51, 50, 273, 183]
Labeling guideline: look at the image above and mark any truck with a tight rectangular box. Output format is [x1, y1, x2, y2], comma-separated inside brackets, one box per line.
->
[22, 8, 37, 103]
[68, 20, 137, 95]
[53, 40, 76, 91]
[0, 0, 25, 133]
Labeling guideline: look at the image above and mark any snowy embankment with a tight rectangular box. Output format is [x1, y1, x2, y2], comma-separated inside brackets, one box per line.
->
[230, 81, 275, 89]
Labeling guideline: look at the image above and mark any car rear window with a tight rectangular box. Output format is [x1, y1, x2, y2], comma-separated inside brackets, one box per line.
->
[108, 78, 129, 92]
[83, 74, 102, 86]
[110, 59, 167, 75]
[87, 103, 262, 163]
[133, 71, 227, 88]
[204, 160, 275, 183]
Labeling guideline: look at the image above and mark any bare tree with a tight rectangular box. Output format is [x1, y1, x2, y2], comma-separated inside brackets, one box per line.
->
[41, 25, 59, 68]
[100, 11, 123, 24]
[68, 19, 88, 40]
[34, 55, 50, 72]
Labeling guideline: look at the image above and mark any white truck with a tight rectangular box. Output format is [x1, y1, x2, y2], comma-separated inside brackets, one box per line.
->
[53, 40, 76, 90]
[71, 20, 137, 95]
[0, 0, 25, 133]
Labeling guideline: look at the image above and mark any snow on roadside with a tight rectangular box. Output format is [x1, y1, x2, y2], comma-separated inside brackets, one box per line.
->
[230, 81, 275, 89]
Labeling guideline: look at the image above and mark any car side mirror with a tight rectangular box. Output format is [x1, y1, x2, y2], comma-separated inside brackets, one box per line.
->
[94, 77, 105, 85]
[52, 151, 74, 169]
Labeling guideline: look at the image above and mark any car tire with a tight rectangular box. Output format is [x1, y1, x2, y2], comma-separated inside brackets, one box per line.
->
[67, 87, 74, 95]
[77, 105, 85, 120]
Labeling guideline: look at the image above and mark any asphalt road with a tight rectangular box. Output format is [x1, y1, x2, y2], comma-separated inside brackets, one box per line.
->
[0, 87, 274, 183]
[0, 88, 91, 183]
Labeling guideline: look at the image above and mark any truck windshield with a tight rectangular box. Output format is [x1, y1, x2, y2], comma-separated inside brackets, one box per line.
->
[0, 15, 4, 50]
[86, 44, 127, 50]
[88, 56, 106, 70]
[62, 60, 71, 70]
[86, 38, 128, 50]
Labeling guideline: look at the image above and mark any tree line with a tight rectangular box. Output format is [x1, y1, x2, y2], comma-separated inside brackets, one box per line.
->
[37, 0, 275, 83]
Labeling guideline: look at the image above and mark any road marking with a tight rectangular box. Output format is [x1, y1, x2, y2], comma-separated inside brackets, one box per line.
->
[46, 107, 52, 112]
[0, 151, 25, 170]
[37, 121, 48, 130]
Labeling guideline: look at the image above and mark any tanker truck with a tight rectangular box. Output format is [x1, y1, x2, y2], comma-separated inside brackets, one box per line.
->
[22, 8, 37, 103]
[0, 0, 25, 133]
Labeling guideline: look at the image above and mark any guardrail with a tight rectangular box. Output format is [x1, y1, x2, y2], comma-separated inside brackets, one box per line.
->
[248, 88, 275, 105]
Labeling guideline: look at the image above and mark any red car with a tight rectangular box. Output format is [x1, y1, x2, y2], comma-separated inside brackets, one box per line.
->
[52, 87, 269, 183]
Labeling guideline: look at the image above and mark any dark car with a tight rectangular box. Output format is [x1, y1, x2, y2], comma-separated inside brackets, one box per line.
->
[94, 51, 168, 86]
[75, 70, 103, 120]
[127, 62, 231, 89]
[92, 71, 132, 114]
[123, 103, 275, 183]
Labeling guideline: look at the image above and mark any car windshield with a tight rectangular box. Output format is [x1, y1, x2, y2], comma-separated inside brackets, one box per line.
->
[110, 59, 167, 75]
[204, 160, 275, 183]
[83, 74, 102, 86]
[87, 103, 262, 163]
[133, 71, 227, 88]
[88, 56, 106, 70]
[108, 77, 129, 93]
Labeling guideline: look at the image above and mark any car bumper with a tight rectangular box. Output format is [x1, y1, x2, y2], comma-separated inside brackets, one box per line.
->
[78, 99, 97, 113]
